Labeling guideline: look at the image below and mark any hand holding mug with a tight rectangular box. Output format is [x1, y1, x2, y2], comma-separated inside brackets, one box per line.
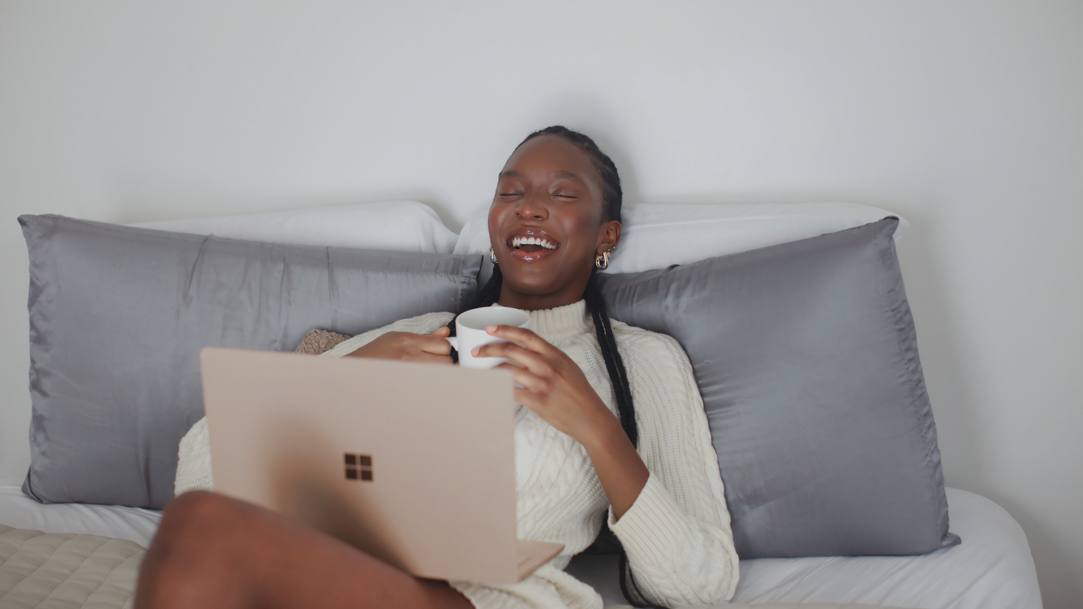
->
[473, 325, 612, 444]
[344, 327, 454, 364]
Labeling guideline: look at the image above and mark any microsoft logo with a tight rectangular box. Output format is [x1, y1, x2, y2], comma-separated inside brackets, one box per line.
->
[344, 453, 373, 481]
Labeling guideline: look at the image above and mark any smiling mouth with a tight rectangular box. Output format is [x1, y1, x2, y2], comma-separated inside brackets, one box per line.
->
[511, 235, 558, 252]
[505, 232, 560, 261]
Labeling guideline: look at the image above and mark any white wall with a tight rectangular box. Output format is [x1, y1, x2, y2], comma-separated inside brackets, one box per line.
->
[1, 1, 1080, 606]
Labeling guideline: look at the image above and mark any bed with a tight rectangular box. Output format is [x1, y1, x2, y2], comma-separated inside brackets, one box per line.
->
[0, 201, 1043, 609]
[0, 478, 1040, 609]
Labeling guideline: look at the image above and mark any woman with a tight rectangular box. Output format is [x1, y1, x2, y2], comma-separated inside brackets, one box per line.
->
[138, 127, 739, 609]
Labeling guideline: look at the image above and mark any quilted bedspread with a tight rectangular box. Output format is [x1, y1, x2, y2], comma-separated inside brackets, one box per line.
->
[0, 525, 143, 609]
[0, 523, 911, 609]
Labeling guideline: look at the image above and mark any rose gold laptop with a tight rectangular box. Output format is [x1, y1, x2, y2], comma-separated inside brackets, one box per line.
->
[199, 347, 563, 584]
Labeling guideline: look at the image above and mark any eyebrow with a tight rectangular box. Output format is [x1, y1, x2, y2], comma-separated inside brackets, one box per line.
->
[497, 169, 586, 184]
[553, 171, 586, 184]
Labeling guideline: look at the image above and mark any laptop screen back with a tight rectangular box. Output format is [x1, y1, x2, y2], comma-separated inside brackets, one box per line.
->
[200, 347, 521, 582]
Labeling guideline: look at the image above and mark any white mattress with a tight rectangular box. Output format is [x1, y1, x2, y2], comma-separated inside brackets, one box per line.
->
[0, 483, 1040, 609]
[568, 489, 1041, 609]
[0, 477, 161, 547]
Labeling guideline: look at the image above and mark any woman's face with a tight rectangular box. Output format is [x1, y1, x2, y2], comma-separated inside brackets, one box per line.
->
[488, 134, 620, 310]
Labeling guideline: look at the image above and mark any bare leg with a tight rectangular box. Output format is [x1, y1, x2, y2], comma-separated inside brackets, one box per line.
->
[135, 491, 473, 609]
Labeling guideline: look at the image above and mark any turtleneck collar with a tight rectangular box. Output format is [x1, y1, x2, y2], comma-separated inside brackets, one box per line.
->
[496, 300, 591, 341]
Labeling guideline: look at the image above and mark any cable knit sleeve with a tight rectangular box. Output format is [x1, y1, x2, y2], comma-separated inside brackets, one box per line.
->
[605, 326, 740, 607]
[174, 417, 213, 495]
[172, 311, 456, 497]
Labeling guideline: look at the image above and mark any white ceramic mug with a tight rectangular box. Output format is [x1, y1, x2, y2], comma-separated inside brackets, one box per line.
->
[447, 307, 531, 369]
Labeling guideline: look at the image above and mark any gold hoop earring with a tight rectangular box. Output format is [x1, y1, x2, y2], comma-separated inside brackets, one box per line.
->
[595, 250, 610, 270]
[490, 247, 498, 265]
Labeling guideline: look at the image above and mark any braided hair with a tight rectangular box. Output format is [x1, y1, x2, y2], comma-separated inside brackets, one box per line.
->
[447, 126, 660, 608]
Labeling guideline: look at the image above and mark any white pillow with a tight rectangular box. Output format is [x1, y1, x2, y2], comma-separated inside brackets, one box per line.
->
[133, 201, 459, 254]
[453, 202, 908, 274]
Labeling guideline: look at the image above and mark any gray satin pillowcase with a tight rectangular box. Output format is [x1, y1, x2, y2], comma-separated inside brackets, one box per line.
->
[19, 215, 480, 509]
[600, 218, 959, 558]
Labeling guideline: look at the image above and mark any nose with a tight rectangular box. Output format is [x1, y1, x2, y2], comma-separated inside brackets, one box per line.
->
[516, 193, 549, 221]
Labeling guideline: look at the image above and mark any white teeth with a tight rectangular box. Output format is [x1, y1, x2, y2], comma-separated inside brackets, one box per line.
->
[511, 235, 557, 250]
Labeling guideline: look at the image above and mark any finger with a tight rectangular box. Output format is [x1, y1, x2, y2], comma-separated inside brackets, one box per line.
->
[411, 352, 454, 365]
[512, 385, 543, 413]
[418, 335, 453, 355]
[473, 341, 552, 372]
[494, 362, 545, 391]
[428, 326, 451, 337]
[484, 325, 556, 355]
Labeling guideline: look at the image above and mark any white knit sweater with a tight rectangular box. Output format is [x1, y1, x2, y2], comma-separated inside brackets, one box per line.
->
[174, 301, 739, 609]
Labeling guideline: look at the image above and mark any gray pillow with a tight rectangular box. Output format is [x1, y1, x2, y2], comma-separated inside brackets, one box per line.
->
[599, 218, 959, 558]
[19, 214, 481, 509]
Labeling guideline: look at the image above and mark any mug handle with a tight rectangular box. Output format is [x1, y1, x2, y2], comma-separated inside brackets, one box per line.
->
[445, 337, 458, 352]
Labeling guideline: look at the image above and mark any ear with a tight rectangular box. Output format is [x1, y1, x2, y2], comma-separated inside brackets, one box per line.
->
[596, 220, 622, 256]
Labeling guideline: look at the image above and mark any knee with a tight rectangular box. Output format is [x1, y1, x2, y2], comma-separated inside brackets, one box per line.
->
[160, 490, 240, 534]
[168, 489, 238, 518]
[136, 492, 249, 607]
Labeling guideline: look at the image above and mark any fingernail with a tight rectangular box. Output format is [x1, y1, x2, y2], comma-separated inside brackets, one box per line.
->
[471, 347, 479, 356]
[486, 325, 497, 333]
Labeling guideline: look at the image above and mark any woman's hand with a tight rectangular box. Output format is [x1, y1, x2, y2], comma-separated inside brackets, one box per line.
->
[343, 326, 453, 364]
[475, 324, 649, 520]
[472, 325, 612, 444]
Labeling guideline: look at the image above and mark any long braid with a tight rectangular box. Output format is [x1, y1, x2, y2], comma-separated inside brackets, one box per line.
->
[584, 273, 636, 448]
[474, 265, 504, 309]
[445, 266, 503, 363]
[584, 273, 662, 608]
